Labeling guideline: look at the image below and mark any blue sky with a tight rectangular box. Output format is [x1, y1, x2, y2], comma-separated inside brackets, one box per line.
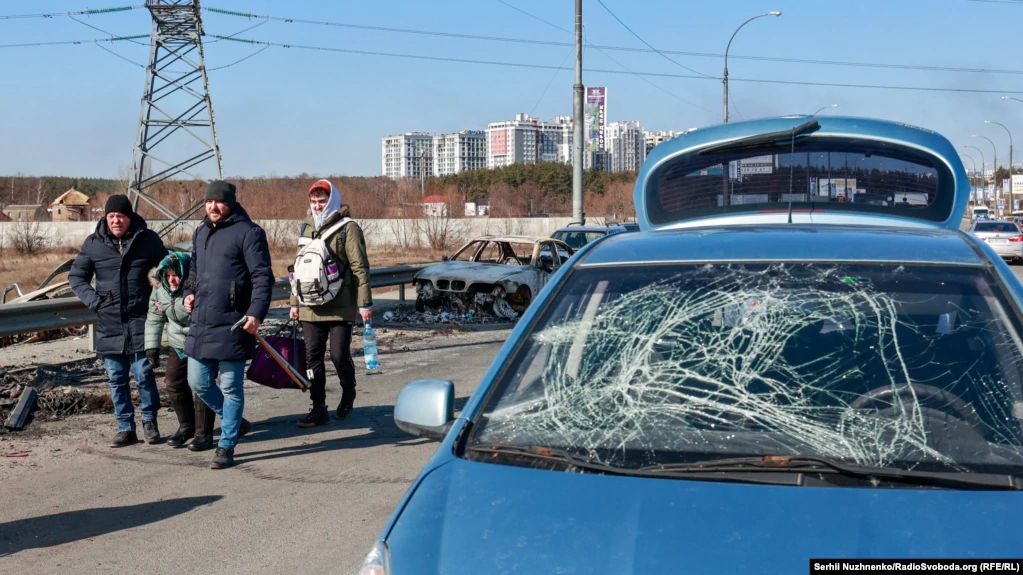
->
[2, 0, 1022, 178]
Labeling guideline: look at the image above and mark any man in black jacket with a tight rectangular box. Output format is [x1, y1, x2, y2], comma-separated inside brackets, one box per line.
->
[184, 181, 274, 469]
[69, 195, 169, 447]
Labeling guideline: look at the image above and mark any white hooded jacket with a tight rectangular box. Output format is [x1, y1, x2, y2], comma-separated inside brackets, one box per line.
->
[311, 179, 342, 231]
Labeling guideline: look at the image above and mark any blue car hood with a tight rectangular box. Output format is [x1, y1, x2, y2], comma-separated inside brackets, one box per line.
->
[387, 458, 1022, 574]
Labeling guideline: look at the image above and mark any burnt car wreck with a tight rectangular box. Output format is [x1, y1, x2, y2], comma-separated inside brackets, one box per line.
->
[413, 236, 573, 319]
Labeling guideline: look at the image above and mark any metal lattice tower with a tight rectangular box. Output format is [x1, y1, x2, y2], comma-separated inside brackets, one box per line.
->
[128, 0, 221, 233]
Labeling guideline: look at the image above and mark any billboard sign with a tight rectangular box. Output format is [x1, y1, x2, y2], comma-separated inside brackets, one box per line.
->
[817, 178, 857, 198]
[741, 155, 775, 175]
[1013, 174, 1023, 192]
[585, 87, 607, 152]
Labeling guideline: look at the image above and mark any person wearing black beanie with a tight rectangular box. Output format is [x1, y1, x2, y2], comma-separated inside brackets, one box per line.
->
[184, 179, 274, 469]
[68, 193, 169, 447]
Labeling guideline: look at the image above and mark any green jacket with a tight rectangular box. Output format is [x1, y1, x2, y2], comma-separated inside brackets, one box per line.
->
[289, 206, 372, 322]
[145, 279, 191, 351]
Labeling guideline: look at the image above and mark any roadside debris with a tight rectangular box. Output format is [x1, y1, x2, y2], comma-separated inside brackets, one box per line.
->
[4, 386, 37, 431]
[4, 452, 29, 458]
[380, 305, 516, 326]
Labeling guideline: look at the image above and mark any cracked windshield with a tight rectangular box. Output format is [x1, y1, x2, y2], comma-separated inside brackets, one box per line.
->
[472, 263, 1023, 475]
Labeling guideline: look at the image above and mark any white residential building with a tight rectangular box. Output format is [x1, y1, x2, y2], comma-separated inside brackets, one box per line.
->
[606, 121, 646, 172]
[486, 114, 573, 169]
[381, 132, 433, 179]
[432, 130, 487, 176]
[644, 130, 685, 156]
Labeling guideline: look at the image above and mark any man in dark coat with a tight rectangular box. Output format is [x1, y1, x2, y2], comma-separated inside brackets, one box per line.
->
[69, 195, 168, 447]
[184, 180, 274, 469]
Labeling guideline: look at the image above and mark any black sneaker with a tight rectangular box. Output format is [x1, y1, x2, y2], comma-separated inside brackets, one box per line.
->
[297, 405, 329, 428]
[166, 426, 195, 448]
[110, 430, 139, 448]
[188, 435, 214, 452]
[142, 420, 161, 444]
[336, 393, 355, 421]
[238, 418, 252, 438]
[210, 447, 234, 470]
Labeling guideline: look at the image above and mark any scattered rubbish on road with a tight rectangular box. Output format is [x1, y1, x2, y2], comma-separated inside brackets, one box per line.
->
[380, 305, 517, 326]
[4, 452, 29, 458]
[4, 386, 38, 431]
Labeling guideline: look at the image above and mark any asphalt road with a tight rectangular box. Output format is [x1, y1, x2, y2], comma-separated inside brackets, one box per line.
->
[0, 323, 509, 574]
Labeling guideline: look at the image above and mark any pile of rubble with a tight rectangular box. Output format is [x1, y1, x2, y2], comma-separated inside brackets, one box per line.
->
[1, 359, 118, 430]
[380, 305, 517, 326]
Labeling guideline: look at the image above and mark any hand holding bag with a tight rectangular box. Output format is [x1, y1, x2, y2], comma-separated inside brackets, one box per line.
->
[246, 320, 308, 390]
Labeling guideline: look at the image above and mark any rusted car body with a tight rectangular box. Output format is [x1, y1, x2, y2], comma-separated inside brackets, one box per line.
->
[413, 236, 573, 317]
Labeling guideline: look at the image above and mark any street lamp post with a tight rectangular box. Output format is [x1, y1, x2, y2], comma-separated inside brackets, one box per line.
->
[965, 144, 988, 208]
[986, 120, 1014, 207]
[723, 11, 781, 123]
[811, 104, 838, 116]
[973, 134, 998, 212]
[961, 152, 977, 177]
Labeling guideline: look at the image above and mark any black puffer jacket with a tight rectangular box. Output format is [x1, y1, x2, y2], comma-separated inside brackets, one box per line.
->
[184, 205, 274, 362]
[69, 214, 168, 356]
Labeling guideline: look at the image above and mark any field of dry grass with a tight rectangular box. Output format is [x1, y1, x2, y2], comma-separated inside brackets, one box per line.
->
[0, 245, 446, 299]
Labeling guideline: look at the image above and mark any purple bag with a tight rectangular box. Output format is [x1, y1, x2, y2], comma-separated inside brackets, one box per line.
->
[246, 321, 307, 390]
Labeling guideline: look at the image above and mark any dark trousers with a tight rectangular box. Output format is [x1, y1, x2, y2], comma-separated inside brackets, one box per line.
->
[301, 321, 356, 407]
[165, 350, 215, 438]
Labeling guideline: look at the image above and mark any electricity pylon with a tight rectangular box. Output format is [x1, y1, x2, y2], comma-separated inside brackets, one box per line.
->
[127, 0, 222, 235]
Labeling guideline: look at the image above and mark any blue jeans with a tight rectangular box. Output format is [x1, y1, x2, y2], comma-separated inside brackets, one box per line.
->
[187, 358, 245, 449]
[103, 353, 160, 432]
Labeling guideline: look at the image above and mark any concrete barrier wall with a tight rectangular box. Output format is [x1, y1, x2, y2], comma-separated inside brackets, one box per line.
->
[0, 217, 581, 250]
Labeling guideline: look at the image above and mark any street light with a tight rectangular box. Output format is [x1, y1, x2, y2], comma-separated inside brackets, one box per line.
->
[985, 120, 1014, 204]
[961, 152, 977, 176]
[974, 134, 999, 212]
[723, 11, 781, 123]
[814, 102, 838, 115]
[964, 144, 986, 179]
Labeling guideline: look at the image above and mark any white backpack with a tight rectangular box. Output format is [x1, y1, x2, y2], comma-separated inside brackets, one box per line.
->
[290, 218, 352, 306]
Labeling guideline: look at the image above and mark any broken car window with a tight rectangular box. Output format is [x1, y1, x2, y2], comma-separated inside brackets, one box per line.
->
[453, 241, 484, 262]
[470, 263, 1023, 477]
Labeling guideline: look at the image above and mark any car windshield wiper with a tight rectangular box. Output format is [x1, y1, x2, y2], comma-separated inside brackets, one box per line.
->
[468, 445, 817, 486]
[467, 444, 628, 475]
[698, 119, 820, 156]
[637, 455, 1023, 491]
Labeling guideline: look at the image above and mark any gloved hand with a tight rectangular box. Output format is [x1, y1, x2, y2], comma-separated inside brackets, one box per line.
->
[145, 348, 160, 369]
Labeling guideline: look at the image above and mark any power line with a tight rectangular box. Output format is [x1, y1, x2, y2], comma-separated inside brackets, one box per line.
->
[491, 0, 717, 115]
[68, 15, 149, 46]
[211, 35, 1023, 95]
[93, 41, 145, 68]
[202, 4, 1023, 77]
[0, 5, 142, 20]
[530, 48, 574, 117]
[594, 0, 713, 78]
[208, 46, 270, 72]
[0, 36, 148, 49]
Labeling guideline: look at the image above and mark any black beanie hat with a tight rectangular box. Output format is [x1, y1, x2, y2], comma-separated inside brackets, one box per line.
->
[204, 180, 237, 208]
[104, 195, 134, 216]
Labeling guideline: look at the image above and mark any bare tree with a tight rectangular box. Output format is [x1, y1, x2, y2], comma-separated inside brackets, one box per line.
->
[12, 220, 44, 255]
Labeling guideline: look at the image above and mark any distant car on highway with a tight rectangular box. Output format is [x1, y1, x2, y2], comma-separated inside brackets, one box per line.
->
[412, 236, 573, 317]
[969, 220, 1023, 264]
[359, 116, 1023, 574]
[549, 221, 638, 250]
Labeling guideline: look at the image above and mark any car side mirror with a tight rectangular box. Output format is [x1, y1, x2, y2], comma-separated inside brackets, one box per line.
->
[394, 379, 455, 441]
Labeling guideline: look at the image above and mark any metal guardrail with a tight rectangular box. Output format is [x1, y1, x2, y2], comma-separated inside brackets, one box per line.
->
[0, 264, 430, 339]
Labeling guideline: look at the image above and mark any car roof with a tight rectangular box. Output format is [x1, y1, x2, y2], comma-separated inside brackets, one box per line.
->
[579, 225, 984, 267]
[635, 116, 969, 232]
[553, 225, 611, 233]
[472, 235, 562, 244]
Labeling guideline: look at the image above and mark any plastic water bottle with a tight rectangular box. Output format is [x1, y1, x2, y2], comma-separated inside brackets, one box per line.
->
[363, 322, 379, 371]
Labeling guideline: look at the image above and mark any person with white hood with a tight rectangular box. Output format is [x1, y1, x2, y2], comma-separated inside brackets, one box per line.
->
[289, 179, 373, 427]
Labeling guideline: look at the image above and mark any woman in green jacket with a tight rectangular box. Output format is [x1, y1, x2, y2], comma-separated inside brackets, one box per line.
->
[289, 179, 373, 427]
[145, 251, 217, 450]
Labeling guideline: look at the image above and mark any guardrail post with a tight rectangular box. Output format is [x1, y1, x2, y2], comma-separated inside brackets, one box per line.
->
[89, 324, 96, 352]
[399, 283, 406, 304]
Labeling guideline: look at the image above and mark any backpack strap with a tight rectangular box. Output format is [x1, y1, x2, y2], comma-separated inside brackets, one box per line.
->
[316, 217, 352, 242]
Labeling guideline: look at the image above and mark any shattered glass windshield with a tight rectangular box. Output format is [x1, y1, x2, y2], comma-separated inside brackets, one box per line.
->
[470, 263, 1023, 476]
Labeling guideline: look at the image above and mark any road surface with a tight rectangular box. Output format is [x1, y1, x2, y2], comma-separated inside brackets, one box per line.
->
[0, 319, 509, 574]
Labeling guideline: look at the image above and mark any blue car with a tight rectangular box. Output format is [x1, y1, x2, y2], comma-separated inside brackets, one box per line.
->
[359, 117, 1023, 574]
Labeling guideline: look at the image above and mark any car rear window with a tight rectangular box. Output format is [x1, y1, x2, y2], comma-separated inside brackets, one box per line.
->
[975, 222, 1020, 233]
[471, 262, 1023, 474]
[648, 137, 953, 226]
[552, 231, 606, 250]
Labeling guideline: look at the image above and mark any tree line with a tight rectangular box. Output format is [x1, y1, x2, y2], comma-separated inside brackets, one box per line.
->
[2, 165, 639, 222]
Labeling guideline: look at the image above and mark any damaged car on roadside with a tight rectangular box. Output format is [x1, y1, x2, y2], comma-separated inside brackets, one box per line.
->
[412, 236, 573, 319]
[359, 116, 1023, 574]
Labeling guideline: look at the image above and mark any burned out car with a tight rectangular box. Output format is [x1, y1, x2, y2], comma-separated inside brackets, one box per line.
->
[361, 116, 1023, 574]
[413, 236, 573, 318]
